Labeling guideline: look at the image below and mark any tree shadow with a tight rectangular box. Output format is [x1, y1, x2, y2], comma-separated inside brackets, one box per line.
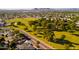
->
[52, 38, 79, 46]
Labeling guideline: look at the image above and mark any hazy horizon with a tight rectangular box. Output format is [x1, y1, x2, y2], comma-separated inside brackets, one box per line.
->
[0, 8, 79, 10]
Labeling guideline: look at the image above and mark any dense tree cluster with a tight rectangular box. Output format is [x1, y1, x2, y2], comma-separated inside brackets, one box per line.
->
[28, 16, 79, 48]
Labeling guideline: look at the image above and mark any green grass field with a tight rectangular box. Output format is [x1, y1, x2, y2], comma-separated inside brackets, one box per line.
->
[5, 18, 79, 49]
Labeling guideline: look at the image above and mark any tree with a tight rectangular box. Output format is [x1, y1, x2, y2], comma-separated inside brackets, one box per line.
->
[9, 40, 17, 49]
[36, 41, 40, 48]
[60, 35, 65, 40]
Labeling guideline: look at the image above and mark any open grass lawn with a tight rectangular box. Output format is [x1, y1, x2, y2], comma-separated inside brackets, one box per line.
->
[6, 17, 38, 30]
[30, 32, 66, 49]
[5, 18, 79, 49]
[30, 31, 79, 49]
[54, 31, 79, 49]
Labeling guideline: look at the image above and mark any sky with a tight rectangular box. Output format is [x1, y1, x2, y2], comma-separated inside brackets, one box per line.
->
[0, 0, 79, 9]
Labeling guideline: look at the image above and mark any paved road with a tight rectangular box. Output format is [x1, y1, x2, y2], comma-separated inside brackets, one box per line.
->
[12, 27, 54, 49]
[19, 30, 54, 50]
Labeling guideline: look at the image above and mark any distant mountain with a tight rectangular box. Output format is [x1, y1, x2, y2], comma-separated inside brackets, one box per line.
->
[0, 8, 79, 12]
[28, 8, 79, 12]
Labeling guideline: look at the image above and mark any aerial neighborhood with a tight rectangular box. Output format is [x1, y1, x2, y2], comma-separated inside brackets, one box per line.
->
[0, 8, 79, 50]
